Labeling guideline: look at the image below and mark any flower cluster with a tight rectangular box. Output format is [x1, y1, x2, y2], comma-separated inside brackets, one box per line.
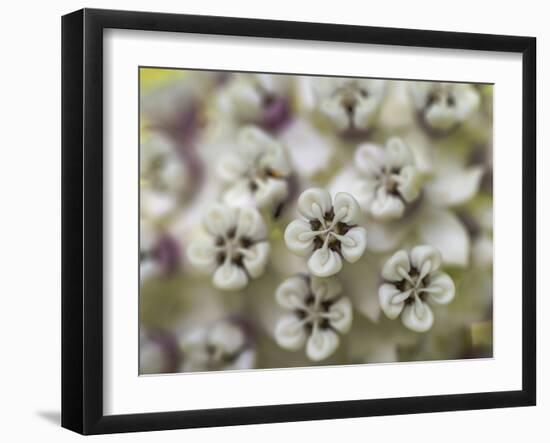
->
[139, 69, 493, 373]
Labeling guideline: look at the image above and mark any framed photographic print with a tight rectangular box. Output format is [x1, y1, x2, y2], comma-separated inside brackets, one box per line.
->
[61, 8, 536, 435]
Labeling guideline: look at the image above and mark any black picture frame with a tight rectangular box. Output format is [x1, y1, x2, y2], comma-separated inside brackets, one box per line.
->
[61, 8, 537, 435]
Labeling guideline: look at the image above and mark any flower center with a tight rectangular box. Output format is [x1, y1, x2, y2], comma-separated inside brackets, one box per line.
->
[214, 227, 254, 269]
[307, 208, 355, 256]
[295, 293, 339, 333]
[245, 156, 284, 192]
[393, 265, 432, 305]
[426, 90, 456, 109]
[377, 166, 402, 196]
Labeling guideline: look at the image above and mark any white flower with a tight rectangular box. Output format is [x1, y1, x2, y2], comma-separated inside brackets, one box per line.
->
[378, 245, 455, 332]
[409, 82, 480, 134]
[274, 275, 352, 361]
[217, 73, 291, 130]
[284, 188, 367, 277]
[353, 137, 421, 221]
[217, 126, 291, 209]
[187, 204, 270, 290]
[179, 320, 256, 372]
[140, 132, 188, 220]
[311, 78, 386, 132]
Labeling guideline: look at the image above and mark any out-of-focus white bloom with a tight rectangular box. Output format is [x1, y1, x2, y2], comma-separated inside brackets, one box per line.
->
[409, 82, 480, 134]
[187, 204, 270, 291]
[279, 117, 334, 179]
[379, 245, 455, 332]
[217, 126, 291, 209]
[140, 219, 180, 284]
[331, 146, 483, 267]
[353, 137, 421, 221]
[274, 275, 352, 361]
[311, 78, 386, 132]
[284, 188, 367, 277]
[217, 74, 292, 130]
[140, 331, 179, 374]
[179, 320, 256, 372]
[140, 132, 188, 220]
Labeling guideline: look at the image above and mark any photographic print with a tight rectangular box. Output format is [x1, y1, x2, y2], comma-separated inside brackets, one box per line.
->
[139, 68, 494, 375]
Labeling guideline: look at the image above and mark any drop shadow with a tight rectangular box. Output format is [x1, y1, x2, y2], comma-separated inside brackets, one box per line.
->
[36, 410, 61, 426]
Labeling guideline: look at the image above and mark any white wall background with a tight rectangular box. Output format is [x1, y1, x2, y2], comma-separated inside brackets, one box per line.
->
[0, 0, 545, 441]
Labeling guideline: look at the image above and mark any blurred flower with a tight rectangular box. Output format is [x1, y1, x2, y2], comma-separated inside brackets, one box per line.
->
[179, 319, 256, 372]
[332, 145, 483, 267]
[140, 330, 180, 374]
[187, 204, 270, 290]
[409, 82, 480, 135]
[140, 219, 180, 283]
[379, 245, 455, 332]
[217, 126, 291, 210]
[311, 78, 386, 133]
[352, 137, 421, 221]
[140, 132, 189, 220]
[285, 188, 367, 277]
[274, 275, 352, 361]
[217, 74, 292, 131]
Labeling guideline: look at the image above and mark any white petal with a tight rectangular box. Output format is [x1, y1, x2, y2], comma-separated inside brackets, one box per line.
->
[382, 249, 410, 282]
[259, 141, 291, 177]
[306, 328, 340, 361]
[275, 276, 310, 309]
[395, 165, 421, 202]
[217, 154, 247, 182]
[353, 178, 378, 212]
[254, 178, 288, 208]
[328, 297, 353, 333]
[242, 242, 270, 278]
[425, 166, 483, 207]
[186, 238, 217, 272]
[333, 192, 362, 224]
[275, 315, 307, 350]
[378, 283, 405, 319]
[204, 203, 237, 236]
[223, 180, 255, 208]
[209, 322, 245, 355]
[370, 188, 406, 220]
[364, 218, 409, 253]
[213, 261, 248, 291]
[279, 117, 333, 178]
[284, 219, 315, 257]
[320, 98, 349, 130]
[310, 276, 342, 301]
[230, 349, 256, 370]
[386, 137, 413, 168]
[237, 126, 267, 158]
[298, 188, 332, 220]
[410, 245, 442, 275]
[401, 301, 434, 332]
[354, 143, 386, 178]
[340, 227, 367, 263]
[425, 104, 458, 131]
[426, 271, 455, 305]
[140, 189, 178, 219]
[308, 248, 343, 277]
[353, 96, 380, 130]
[236, 206, 267, 241]
[417, 208, 470, 267]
